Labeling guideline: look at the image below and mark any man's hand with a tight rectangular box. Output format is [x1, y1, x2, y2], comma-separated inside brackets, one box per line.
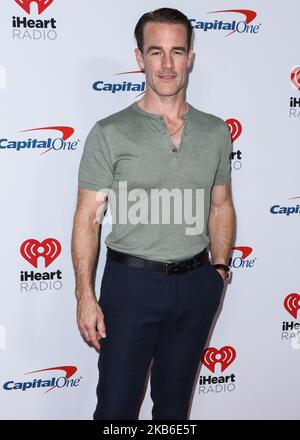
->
[77, 295, 106, 351]
[216, 268, 226, 282]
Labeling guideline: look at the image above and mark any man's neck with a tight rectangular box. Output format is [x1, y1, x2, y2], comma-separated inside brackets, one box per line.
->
[137, 95, 188, 120]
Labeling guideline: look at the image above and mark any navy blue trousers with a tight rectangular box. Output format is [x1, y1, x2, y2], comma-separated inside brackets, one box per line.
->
[93, 252, 224, 420]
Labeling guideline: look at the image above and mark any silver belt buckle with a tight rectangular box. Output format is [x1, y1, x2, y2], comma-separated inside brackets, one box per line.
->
[165, 262, 177, 275]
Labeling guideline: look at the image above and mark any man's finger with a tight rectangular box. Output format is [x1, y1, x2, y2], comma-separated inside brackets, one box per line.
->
[89, 336, 101, 351]
[81, 330, 90, 342]
[97, 317, 106, 338]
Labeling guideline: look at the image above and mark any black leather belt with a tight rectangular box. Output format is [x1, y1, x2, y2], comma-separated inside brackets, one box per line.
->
[106, 247, 209, 276]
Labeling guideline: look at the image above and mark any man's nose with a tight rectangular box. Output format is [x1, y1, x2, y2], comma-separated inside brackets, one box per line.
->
[161, 52, 174, 69]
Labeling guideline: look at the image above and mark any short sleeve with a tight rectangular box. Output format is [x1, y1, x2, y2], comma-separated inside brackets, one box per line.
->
[213, 123, 232, 185]
[78, 122, 114, 192]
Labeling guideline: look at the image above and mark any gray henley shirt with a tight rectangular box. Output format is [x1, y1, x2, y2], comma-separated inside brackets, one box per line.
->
[78, 101, 232, 262]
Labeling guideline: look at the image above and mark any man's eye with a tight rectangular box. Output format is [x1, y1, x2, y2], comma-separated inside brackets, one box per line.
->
[151, 52, 160, 55]
[174, 51, 184, 55]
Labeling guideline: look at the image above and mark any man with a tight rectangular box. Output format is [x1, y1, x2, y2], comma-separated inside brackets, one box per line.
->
[71, 7, 236, 420]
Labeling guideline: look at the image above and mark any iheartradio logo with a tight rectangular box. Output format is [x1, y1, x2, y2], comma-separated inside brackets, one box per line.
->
[225, 118, 243, 172]
[284, 293, 300, 319]
[12, 0, 57, 41]
[20, 238, 61, 268]
[291, 66, 300, 91]
[19, 238, 63, 293]
[15, 0, 54, 14]
[226, 118, 242, 143]
[201, 346, 236, 373]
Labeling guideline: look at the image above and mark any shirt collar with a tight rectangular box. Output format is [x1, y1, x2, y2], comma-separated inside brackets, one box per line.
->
[130, 100, 193, 122]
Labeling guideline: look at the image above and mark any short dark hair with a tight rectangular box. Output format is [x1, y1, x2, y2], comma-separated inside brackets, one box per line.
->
[134, 7, 193, 53]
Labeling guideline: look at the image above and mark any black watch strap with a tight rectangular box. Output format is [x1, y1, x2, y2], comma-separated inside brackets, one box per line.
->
[213, 263, 229, 271]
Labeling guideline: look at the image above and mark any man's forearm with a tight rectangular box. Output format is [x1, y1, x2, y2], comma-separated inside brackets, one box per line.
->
[208, 200, 236, 265]
[71, 211, 100, 301]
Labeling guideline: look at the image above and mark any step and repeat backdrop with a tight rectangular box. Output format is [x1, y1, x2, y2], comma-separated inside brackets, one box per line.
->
[0, 0, 299, 420]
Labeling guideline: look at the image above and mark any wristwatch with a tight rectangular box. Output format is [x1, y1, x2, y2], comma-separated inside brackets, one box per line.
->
[213, 263, 231, 280]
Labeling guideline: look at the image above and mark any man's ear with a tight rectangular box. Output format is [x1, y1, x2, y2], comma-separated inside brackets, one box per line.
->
[187, 48, 194, 69]
[134, 47, 145, 71]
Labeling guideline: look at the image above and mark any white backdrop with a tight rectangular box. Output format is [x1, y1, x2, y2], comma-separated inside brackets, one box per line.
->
[0, 0, 299, 420]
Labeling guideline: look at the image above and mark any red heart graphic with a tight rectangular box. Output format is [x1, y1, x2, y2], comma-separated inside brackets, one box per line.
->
[201, 346, 236, 373]
[284, 293, 300, 319]
[20, 238, 61, 268]
[291, 66, 300, 91]
[226, 118, 242, 143]
[15, 0, 54, 15]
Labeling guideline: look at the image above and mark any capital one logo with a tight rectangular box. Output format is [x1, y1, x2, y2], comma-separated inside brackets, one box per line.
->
[284, 293, 300, 319]
[270, 195, 300, 216]
[207, 9, 257, 36]
[15, 0, 54, 14]
[3, 365, 81, 393]
[229, 246, 256, 269]
[232, 246, 252, 258]
[25, 366, 77, 393]
[226, 118, 242, 143]
[93, 69, 145, 98]
[191, 9, 260, 37]
[1, 125, 79, 154]
[20, 238, 61, 268]
[20, 125, 74, 140]
[201, 346, 236, 373]
[291, 66, 300, 91]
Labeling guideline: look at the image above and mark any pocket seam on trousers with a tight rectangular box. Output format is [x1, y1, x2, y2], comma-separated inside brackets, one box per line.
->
[209, 263, 225, 290]
[100, 260, 113, 298]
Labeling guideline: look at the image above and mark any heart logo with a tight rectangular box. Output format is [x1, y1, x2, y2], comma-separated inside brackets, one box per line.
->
[291, 66, 300, 91]
[20, 238, 61, 268]
[226, 118, 242, 143]
[284, 293, 300, 319]
[201, 346, 236, 373]
[15, 0, 54, 15]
